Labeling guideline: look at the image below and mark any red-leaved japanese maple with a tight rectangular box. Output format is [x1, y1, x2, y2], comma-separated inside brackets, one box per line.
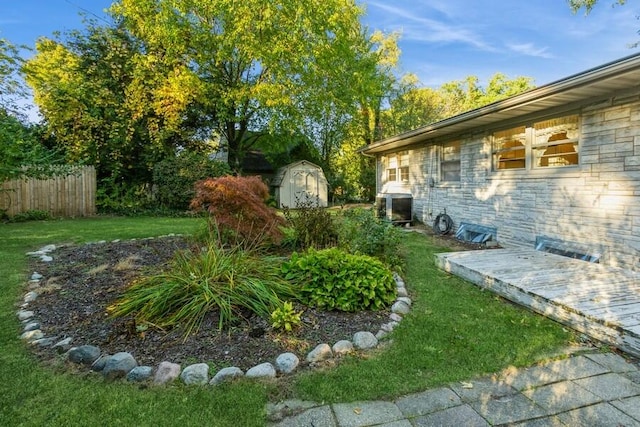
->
[190, 175, 284, 247]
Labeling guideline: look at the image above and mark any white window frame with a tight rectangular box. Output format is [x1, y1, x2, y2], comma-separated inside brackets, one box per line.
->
[532, 116, 579, 168]
[386, 154, 398, 182]
[399, 151, 410, 182]
[385, 151, 410, 183]
[492, 126, 526, 170]
[492, 114, 579, 172]
[441, 141, 461, 182]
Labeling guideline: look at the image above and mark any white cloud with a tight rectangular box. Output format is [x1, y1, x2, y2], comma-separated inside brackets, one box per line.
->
[506, 42, 554, 59]
[367, 1, 497, 51]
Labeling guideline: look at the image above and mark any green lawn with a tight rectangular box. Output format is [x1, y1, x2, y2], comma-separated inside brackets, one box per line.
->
[0, 217, 575, 426]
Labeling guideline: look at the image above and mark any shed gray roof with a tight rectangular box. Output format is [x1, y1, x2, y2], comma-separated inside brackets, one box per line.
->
[362, 52, 640, 155]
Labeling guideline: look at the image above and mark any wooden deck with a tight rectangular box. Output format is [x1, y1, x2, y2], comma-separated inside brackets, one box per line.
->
[434, 248, 640, 357]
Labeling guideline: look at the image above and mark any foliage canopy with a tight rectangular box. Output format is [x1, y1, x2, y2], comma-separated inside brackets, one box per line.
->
[111, 0, 395, 172]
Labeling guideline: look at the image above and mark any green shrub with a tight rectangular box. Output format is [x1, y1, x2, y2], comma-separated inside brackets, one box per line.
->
[153, 152, 231, 211]
[282, 248, 396, 312]
[108, 245, 294, 335]
[96, 179, 155, 215]
[337, 208, 403, 270]
[8, 209, 51, 222]
[282, 197, 338, 250]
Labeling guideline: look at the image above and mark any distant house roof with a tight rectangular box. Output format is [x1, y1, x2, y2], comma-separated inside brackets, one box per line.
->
[271, 160, 325, 187]
[362, 52, 640, 155]
[241, 150, 274, 174]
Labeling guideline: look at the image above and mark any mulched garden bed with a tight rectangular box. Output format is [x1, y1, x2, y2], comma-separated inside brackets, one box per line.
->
[25, 236, 391, 371]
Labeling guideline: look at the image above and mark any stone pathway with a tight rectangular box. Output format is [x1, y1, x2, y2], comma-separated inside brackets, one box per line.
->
[267, 352, 640, 426]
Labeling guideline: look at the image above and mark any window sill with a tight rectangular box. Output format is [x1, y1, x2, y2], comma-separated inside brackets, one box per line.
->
[488, 164, 583, 180]
[437, 181, 462, 188]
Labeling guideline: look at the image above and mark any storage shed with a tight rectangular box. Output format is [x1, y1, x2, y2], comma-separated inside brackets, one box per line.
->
[272, 160, 328, 208]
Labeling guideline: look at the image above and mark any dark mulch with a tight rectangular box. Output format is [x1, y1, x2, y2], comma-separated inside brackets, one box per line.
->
[25, 236, 390, 371]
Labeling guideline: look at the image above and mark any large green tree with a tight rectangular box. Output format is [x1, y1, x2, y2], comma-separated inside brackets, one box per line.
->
[437, 73, 535, 118]
[325, 30, 400, 201]
[0, 38, 27, 117]
[379, 73, 444, 137]
[0, 39, 64, 182]
[111, 0, 394, 172]
[24, 20, 207, 195]
[379, 73, 535, 138]
[0, 110, 63, 182]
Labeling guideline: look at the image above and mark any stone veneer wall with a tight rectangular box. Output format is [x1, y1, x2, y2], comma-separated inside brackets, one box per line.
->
[377, 96, 640, 271]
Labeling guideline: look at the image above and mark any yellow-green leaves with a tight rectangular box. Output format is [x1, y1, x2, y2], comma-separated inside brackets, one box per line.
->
[111, 0, 393, 169]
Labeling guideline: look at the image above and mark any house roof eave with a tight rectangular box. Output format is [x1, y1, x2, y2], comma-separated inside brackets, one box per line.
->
[361, 52, 640, 155]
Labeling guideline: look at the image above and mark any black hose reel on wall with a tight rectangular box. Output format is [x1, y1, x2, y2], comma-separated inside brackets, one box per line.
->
[433, 211, 453, 235]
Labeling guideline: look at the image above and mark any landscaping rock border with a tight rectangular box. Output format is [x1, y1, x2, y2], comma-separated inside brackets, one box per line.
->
[17, 237, 412, 387]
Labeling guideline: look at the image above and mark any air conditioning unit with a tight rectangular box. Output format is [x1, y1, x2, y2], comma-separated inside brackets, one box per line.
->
[375, 193, 412, 225]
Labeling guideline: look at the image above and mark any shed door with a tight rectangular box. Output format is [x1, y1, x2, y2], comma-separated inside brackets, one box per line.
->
[292, 169, 319, 206]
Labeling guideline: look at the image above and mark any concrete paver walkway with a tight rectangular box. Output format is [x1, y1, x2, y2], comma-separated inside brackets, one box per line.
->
[268, 352, 640, 426]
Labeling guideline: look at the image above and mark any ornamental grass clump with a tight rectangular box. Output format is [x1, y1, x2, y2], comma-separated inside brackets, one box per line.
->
[282, 248, 396, 312]
[108, 245, 294, 336]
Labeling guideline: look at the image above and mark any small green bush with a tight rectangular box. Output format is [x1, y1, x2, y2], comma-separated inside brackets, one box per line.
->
[337, 208, 403, 270]
[270, 301, 303, 332]
[108, 245, 294, 335]
[282, 197, 338, 250]
[8, 209, 51, 222]
[282, 248, 396, 312]
[96, 180, 155, 215]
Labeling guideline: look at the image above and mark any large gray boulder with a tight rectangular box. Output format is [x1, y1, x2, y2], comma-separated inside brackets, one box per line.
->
[127, 366, 153, 382]
[353, 331, 378, 349]
[246, 362, 276, 379]
[67, 345, 101, 365]
[20, 329, 44, 341]
[154, 361, 181, 385]
[391, 300, 410, 315]
[17, 310, 34, 321]
[23, 321, 41, 332]
[306, 343, 333, 363]
[180, 363, 210, 385]
[52, 337, 73, 354]
[275, 353, 299, 374]
[332, 340, 354, 355]
[103, 352, 138, 379]
[210, 367, 244, 385]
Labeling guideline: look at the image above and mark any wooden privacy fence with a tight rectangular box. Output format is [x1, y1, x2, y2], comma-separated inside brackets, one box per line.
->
[0, 166, 96, 217]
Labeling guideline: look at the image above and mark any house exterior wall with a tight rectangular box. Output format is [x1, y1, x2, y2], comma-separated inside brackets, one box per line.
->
[376, 97, 640, 271]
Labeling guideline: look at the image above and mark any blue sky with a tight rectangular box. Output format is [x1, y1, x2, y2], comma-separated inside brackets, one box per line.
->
[361, 0, 639, 87]
[1, 0, 639, 102]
